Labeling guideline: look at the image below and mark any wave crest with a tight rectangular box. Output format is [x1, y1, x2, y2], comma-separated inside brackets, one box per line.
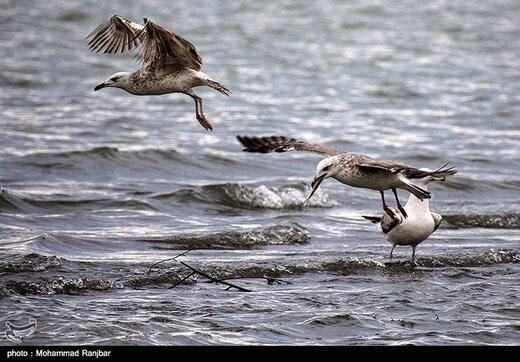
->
[0, 253, 61, 273]
[444, 213, 520, 229]
[5, 277, 123, 295]
[139, 223, 311, 249]
[224, 183, 334, 209]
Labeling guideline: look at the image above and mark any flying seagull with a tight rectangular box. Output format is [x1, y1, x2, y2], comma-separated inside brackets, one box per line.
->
[363, 167, 456, 261]
[86, 15, 231, 131]
[237, 135, 454, 219]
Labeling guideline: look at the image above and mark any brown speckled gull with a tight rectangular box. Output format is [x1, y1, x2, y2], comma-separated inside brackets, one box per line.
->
[86, 15, 231, 131]
[237, 135, 456, 219]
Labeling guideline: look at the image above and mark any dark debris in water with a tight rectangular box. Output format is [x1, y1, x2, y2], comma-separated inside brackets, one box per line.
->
[147, 255, 295, 292]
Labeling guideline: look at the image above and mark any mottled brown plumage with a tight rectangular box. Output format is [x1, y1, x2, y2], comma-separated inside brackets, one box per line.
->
[237, 135, 456, 218]
[237, 135, 343, 157]
[87, 15, 230, 131]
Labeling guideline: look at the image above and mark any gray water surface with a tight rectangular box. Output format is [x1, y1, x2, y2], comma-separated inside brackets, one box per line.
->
[1, 0, 519, 345]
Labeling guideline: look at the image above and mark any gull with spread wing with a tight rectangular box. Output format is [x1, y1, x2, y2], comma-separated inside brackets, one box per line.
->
[237, 135, 455, 219]
[87, 15, 231, 131]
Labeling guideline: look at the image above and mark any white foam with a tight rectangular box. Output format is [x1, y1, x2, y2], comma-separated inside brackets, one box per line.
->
[230, 184, 336, 209]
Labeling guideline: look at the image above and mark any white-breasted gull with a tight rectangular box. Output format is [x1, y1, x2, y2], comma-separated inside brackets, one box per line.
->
[363, 167, 457, 261]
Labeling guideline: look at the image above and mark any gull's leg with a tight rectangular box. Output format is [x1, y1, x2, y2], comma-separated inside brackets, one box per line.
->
[193, 95, 213, 131]
[380, 191, 396, 219]
[392, 187, 408, 218]
[389, 244, 397, 260]
[411, 246, 417, 262]
[187, 91, 213, 131]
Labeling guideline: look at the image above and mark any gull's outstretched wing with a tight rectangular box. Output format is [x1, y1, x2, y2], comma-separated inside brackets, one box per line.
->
[87, 16, 203, 71]
[237, 135, 344, 158]
[86, 15, 145, 54]
[140, 18, 203, 71]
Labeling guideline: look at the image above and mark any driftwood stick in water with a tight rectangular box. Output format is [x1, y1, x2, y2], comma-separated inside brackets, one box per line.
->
[179, 261, 252, 292]
[220, 276, 292, 285]
[148, 249, 194, 274]
[149, 250, 291, 292]
[169, 271, 196, 289]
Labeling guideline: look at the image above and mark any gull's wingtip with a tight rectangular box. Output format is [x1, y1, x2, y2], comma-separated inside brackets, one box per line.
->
[235, 135, 249, 152]
[432, 163, 458, 178]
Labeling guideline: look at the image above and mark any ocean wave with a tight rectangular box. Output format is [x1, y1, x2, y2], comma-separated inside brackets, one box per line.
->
[1, 248, 518, 295]
[300, 313, 360, 326]
[127, 270, 196, 289]
[0, 252, 123, 296]
[222, 183, 334, 209]
[308, 249, 520, 274]
[140, 263, 310, 290]
[417, 249, 520, 268]
[137, 249, 520, 289]
[1, 180, 331, 215]
[4, 277, 123, 296]
[0, 253, 61, 273]
[138, 223, 311, 249]
[157, 182, 335, 210]
[19, 233, 141, 257]
[0, 186, 37, 212]
[444, 213, 520, 229]
[11, 146, 187, 172]
[0, 233, 121, 255]
[0, 185, 155, 213]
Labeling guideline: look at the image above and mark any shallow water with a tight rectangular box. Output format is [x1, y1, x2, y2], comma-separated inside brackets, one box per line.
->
[1, 0, 519, 345]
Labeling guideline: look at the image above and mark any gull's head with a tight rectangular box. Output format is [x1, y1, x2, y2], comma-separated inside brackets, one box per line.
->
[94, 72, 131, 91]
[305, 157, 339, 203]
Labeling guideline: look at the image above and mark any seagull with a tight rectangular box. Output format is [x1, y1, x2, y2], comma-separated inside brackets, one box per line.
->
[363, 167, 457, 261]
[86, 15, 231, 131]
[237, 135, 454, 219]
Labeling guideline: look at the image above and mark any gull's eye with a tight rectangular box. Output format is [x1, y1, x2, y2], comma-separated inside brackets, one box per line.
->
[322, 165, 331, 172]
[110, 76, 120, 82]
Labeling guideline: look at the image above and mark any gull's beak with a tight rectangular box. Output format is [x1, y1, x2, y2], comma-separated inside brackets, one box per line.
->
[304, 173, 327, 204]
[430, 175, 446, 182]
[94, 82, 106, 91]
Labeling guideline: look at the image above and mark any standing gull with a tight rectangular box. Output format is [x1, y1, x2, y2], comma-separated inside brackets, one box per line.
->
[237, 135, 454, 219]
[86, 15, 231, 131]
[363, 167, 457, 261]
